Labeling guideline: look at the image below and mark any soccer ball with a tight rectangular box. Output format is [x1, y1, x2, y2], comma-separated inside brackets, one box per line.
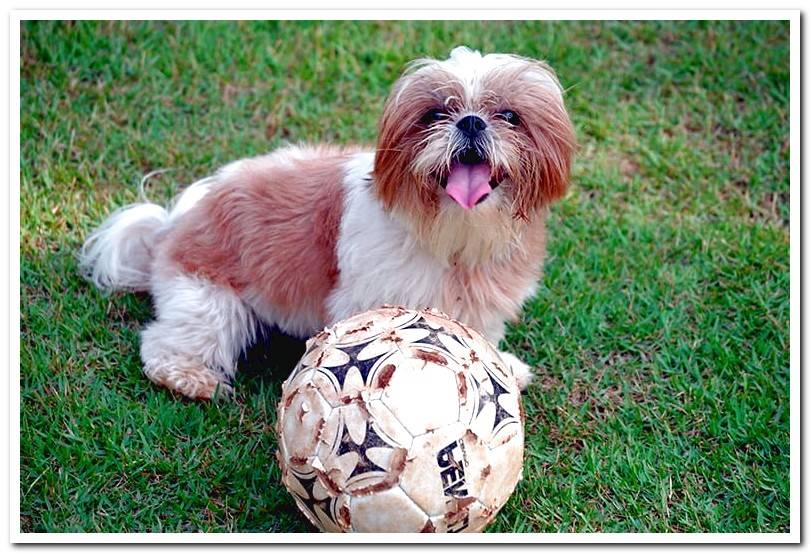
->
[275, 306, 525, 533]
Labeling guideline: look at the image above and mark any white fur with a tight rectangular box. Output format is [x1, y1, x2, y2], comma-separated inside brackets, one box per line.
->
[240, 287, 323, 339]
[327, 154, 446, 323]
[498, 351, 534, 390]
[401, 46, 563, 106]
[79, 203, 169, 292]
[443, 46, 563, 101]
[81, 173, 217, 294]
[141, 269, 255, 391]
[167, 177, 215, 222]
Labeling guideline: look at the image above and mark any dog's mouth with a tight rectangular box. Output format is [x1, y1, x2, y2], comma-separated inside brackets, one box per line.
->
[437, 148, 502, 210]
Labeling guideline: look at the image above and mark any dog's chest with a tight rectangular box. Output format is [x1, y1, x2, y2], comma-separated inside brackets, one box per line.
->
[440, 253, 542, 337]
[330, 227, 540, 337]
[328, 210, 447, 316]
[329, 209, 541, 336]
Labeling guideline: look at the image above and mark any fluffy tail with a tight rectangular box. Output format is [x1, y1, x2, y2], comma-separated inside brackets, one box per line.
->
[79, 202, 170, 293]
[80, 172, 216, 293]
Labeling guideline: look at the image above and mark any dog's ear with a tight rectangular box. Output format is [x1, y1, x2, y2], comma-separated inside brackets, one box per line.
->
[513, 92, 576, 217]
[374, 71, 436, 213]
[482, 58, 577, 219]
[373, 81, 412, 211]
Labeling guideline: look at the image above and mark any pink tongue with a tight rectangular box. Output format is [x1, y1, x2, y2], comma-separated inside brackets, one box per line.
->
[445, 162, 493, 209]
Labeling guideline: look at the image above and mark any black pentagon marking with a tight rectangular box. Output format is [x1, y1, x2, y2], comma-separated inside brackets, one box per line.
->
[403, 317, 468, 353]
[401, 317, 443, 347]
[326, 339, 389, 388]
[337, 421, 393, 480]
[476, 364, 516, 433]
[293, 473, 330, 519]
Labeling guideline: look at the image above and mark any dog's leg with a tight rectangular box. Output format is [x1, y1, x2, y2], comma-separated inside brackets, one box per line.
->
[140, 271, 255, 400]
[479, 320, 534, 391]
[496, 351, 534, 391]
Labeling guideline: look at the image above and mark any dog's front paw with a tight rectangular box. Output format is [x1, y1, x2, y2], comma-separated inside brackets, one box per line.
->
[143, 357, 234, 401]
[498, 351, 534, 391]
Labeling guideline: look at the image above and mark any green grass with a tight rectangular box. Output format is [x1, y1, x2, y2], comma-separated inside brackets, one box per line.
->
[20, 20, 789, 533]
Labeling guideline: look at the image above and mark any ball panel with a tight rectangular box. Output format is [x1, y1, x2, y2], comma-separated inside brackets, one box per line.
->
[475, 436, 524, 512]
[313, 404, 342, 461]
[451, 427, 524, 514]
[308, 369, 342, 408]
[304, 335, 403, 407]
[342, 446, 408, 496]
[467, 359, 524, 447]
[330, 306, 421, 345]
[420, 310, 477, 343]
[285, 468, 352, 532]
[280, 362, 316, 403]
[279, 383, 333, 464]
[337, 394, 368, 446]
[428, 499, 496, 533]
[379, 354, 462, 436]
[315, 404, 409, 496]
[349, 486, 429, 532]
[452, 366, 480, 426]
[298, 340, 356, 373]
[363, 398, 415, 448]
[398, 422, 468, 517]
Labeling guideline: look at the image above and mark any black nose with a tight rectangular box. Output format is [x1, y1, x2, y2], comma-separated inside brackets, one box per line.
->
[456, 115, 487, 139]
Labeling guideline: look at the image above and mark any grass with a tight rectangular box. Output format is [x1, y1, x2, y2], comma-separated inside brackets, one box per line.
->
[20, 20, 790, 533]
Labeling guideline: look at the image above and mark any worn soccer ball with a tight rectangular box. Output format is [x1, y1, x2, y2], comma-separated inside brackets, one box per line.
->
[275, 306, 525, 533]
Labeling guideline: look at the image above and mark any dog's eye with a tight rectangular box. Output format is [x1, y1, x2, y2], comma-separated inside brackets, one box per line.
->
[498, 110, 520, 125]
[420, 108, 447, 125]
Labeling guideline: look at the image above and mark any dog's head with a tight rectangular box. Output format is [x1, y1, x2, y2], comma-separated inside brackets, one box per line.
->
[374, 47, 576, 261]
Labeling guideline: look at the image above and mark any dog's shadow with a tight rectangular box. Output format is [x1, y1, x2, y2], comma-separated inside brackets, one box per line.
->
[237, 323, 307, 393]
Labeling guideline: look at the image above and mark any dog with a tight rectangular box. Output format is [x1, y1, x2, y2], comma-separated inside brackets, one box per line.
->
[80, 46, 576, 400]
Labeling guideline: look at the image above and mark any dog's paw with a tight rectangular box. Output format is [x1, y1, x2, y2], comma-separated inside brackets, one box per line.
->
[498, 351, 534, 391]
[144, 357, 234, 400]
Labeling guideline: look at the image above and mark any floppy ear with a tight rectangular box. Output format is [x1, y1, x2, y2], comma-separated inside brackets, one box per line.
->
[373, 76, 417, 211]
[488, 60, 576, 219]
[517, 91, 576, 216]
[373, 70, 447, 214]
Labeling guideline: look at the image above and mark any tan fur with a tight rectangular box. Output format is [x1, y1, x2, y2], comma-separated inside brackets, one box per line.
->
[144, 355, 231, 400]
[399, 197, 524, 265]
[374, 68, 465, 216]
[441, 215, 548, 333]
[161, 145, 361, 328]
[481, 63, 577, 218]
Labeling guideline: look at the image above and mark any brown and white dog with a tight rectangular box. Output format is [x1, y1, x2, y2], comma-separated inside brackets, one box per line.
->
[80, 46, 576, 400]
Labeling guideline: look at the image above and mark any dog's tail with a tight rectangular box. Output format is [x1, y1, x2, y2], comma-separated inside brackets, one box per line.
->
[79, 172, 214, 293]
[79, 198, 169, 293]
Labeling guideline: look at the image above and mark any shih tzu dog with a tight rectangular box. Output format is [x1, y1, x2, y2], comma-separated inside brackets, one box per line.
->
[80, 46, 576, 400]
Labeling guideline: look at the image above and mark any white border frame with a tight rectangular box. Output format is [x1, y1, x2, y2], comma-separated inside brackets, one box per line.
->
[9, 9, 800, 544]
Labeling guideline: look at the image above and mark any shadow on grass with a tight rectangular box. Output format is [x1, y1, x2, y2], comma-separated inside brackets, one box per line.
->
[237, 323, 307, 395]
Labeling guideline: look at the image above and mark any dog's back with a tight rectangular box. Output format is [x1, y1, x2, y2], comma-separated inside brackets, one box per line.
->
[160, 144, 361, 336]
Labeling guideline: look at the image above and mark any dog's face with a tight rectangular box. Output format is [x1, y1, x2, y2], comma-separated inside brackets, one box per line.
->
[374, 47, 576, 247]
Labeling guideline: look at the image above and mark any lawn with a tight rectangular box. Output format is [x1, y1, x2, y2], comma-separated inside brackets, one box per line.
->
[19, 20, 790, 533]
